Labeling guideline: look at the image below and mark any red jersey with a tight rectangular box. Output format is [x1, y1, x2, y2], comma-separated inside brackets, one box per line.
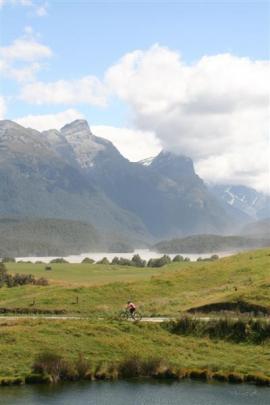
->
[128, 302, 136, 310]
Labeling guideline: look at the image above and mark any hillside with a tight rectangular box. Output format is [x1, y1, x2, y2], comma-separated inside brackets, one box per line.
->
[153, 234, 270, 254]
[4, 248, 270, 316]
[0, 218, 138, 257]
[240, 218, 270, 238]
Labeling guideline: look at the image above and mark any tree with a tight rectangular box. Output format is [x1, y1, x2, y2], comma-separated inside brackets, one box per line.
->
[131, 254, 146, 267]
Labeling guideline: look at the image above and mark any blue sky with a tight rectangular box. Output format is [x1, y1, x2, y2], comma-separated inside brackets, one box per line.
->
[1, 0, 269, 122]
[0, 1, 269, 192]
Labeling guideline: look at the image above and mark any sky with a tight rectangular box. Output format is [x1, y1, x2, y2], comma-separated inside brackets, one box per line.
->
[0, 0, 269, 193]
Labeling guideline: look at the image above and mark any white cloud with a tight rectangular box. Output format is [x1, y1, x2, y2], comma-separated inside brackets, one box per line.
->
[106, 45, 270, 193]
[0, 31, 52, 83]
[0, 37, 52, 62]
[20, 76, 107, 106]
[92, 125, 162, 161]
[0, 96, 6, 119]
[14, 109, 85, 131]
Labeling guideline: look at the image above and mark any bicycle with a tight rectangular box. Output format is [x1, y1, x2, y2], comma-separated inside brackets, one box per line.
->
[118, 309, 142, 321]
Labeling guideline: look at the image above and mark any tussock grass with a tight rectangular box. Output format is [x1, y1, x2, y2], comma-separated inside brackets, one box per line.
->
[165, 316, 270, 343]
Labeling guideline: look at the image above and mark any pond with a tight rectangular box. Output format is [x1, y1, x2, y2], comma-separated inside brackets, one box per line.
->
[0, 380, 269, 405]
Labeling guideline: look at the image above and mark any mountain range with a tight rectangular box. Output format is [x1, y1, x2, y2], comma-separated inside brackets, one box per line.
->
[0, 119, 269, 252]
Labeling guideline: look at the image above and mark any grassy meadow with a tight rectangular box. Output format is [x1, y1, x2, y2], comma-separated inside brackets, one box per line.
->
[2, 248, 270, 317]
[0, 248, 269, 384]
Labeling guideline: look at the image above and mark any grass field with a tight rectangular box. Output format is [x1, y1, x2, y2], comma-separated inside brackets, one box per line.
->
[2, 248, 270, 317]
[0, 248, 269, 383]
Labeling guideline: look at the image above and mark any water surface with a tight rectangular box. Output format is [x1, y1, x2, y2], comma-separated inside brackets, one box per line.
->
[0, 380, 269, 405]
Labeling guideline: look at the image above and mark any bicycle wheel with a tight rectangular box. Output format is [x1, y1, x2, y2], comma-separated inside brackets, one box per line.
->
[133, 311, 142, 321]
[119, 311, 129, 320]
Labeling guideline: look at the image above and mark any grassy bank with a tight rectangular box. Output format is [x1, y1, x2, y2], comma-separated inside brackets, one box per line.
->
[0, 319, 269, 386]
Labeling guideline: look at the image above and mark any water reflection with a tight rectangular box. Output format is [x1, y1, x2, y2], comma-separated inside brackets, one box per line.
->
[0, 380, 269, 405]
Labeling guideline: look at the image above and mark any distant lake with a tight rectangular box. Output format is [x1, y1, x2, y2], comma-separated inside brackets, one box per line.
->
[16, 249, 234, 264]
[0, 380, 269, 405]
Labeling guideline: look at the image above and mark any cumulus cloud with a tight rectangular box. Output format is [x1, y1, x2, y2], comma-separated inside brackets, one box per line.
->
[20, 76, 108, 106]
[14, 109, 84, 131]
[92, 125, 161, 161]
[0, 30, 52, 82]
[106, 45, 270, 193]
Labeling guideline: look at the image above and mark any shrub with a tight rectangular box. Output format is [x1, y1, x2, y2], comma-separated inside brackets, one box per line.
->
[118, 356, 142, 378]
[173, 255, 184, 262]
[81, 257, 95, 264]
[131, 254, 146, 267]
[97, 257, 110, 265]
[2, 257, 16, 263]
[33, 351, 69, 382]
[50, 258, 69, 264]
[147, 255, 171, 268]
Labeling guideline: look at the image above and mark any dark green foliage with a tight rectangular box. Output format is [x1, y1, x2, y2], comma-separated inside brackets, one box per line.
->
[50, 258, 69, 264]
[197, 255, 219, 262]
[0, 263, 48, 288]
[154, 234, 270, 253]
[110, 254, 146, 267]
[131, 254, 146, 267]
[81, 257, 95, 264]
[147, 255, 171, 268]
[166, 316, 270, 343]
[172, 255, 184, 262]
[2, 257, 16, 263]
[97, 257, 110, 265]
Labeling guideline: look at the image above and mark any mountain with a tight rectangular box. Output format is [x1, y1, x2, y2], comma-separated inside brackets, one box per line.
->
[0, 218, 100, 257]
[0, 119, 237, 245]
[153, 234, 270, 254]
[240, 218, 270, 238]
[0, 120, 149, 245]
[0, 217, 138, 257]
[211, 184, 270, 220]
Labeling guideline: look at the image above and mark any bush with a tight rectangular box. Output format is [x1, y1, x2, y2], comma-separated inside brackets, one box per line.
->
[0, 266, 48, 288]
[2, 257, 16, 263]
[97, 257, 110, 265]
[32, 351, 76, 382]
[81, 257, 95, 264]
[50, 258, 69, 264]
[173, 255, 184, 262]
[131, 254, 146, 267]
[118, 356, 142, 378]
[147, 255, 171, 268]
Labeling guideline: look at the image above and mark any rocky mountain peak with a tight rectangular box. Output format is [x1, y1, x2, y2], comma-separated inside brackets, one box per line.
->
[150, 150, 195, 180]
[60, 119, 105, 169]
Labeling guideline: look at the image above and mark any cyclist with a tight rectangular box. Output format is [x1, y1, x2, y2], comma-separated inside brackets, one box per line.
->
[127, 301, 136, 316]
